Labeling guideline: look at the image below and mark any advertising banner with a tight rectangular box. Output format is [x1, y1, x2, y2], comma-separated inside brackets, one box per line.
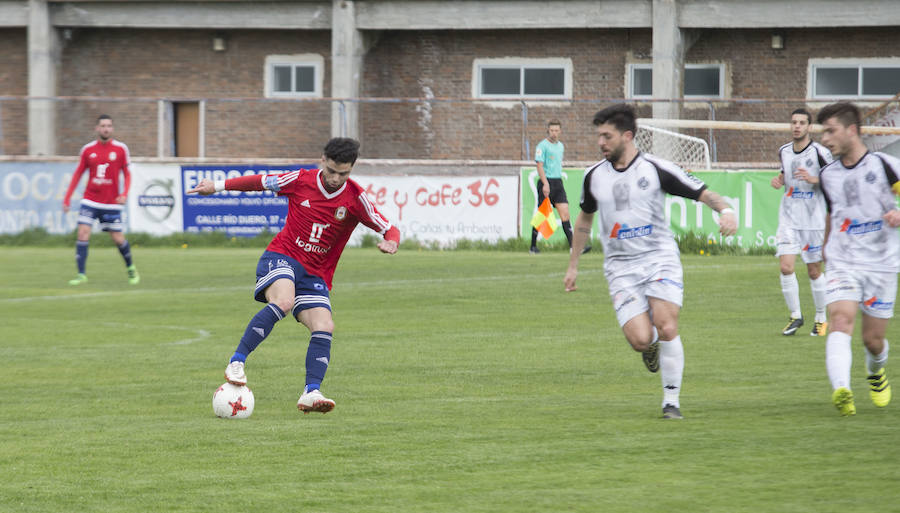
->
[521, 167, 782, 249]
[350, 175, 519, 245]
[181, 164, 316, 236]
[127, 164, 183, 235]
[0, 162, 81, 234]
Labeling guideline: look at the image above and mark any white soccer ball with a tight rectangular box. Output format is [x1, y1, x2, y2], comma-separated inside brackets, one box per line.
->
[213, 382, 255, 419]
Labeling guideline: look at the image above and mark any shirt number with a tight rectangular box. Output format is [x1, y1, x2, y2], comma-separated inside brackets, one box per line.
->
[309, 222, 330, 243]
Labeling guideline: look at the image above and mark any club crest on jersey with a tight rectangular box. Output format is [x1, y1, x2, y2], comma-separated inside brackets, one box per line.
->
[334, 206, 347, 220]
[840, 218, 882, 235]
[865, 171, 876, 183]
[806, 159, 814, 168]
[609, 222, 653, 240]
[637, 177, 650, 190]
[109, 151, 117, 161]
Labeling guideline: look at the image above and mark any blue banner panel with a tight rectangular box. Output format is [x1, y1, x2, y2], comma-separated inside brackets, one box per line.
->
[0, 162, 81, 234]
[181, 165, 316, 237]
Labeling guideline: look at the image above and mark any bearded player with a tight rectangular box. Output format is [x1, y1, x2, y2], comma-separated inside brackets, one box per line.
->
[189, 138, 400, 414]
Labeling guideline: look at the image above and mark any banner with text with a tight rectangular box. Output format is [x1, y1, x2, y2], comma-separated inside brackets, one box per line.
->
[350, 175, 518, 245]
[521, 168, 783, 249]
[181, 164, 316, 236]
[0, 162, 82, 234]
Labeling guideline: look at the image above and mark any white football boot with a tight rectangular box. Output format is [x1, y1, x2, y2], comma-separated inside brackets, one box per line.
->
[297, 388, 335, 414]
[224, 361, 247, 386]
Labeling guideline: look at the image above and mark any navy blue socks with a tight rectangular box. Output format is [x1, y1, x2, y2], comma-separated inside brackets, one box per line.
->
[231, 303, 285, 362]
[117, 240, 133, 267]
[304, 331, 332, 391]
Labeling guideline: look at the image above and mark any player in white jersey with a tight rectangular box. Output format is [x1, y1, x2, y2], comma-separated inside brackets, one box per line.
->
[817, 102, 899, 416]
[771, 108, 833, 336]
[564, 104, 737, 419]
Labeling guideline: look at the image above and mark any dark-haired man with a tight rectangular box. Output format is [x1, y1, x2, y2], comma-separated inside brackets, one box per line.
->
[189, 138, 400, 414]
[771, 108, 833, 336]
[564, 104, 737, 419]
[818, 102, 899, 416]
[62, 114, 139, 286]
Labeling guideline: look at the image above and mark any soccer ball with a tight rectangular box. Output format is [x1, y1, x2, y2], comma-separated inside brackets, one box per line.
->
[212, 382, 255, 419]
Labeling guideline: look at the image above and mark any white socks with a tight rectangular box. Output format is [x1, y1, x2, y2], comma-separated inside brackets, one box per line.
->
[660, 336, 684, 407]
[780, 272, 802, 319]
[810, 274, 827, 323]
[866, 339, 890, 376]
[826, 331, 852, 390]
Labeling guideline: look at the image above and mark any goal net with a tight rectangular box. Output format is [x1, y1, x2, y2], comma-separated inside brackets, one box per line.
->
[634, 125, 712, 170]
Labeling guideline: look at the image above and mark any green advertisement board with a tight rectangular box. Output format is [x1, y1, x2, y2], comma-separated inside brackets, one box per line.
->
[520, 168, 782, 249]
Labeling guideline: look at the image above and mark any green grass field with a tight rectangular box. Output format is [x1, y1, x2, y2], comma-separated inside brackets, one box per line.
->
[3, 246, 899, 512]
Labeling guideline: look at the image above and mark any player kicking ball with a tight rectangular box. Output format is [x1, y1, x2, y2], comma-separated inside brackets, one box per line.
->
[189, 138, 400, 414]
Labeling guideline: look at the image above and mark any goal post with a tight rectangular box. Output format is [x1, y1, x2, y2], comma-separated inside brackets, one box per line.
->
[634, 124, 711, 171]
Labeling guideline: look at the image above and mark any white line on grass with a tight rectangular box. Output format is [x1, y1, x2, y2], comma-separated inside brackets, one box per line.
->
[0, 261, 773, 302]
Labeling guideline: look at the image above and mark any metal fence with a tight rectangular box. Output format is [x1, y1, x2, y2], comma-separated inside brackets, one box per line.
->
[2, 96, 897, 164]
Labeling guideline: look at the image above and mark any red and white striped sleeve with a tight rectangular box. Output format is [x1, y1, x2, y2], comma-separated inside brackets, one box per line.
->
[356, 191, 399, 241]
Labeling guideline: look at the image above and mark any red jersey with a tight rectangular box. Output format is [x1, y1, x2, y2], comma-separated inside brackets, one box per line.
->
[63, 139, 132, 210]
[238, 169, 396, 289]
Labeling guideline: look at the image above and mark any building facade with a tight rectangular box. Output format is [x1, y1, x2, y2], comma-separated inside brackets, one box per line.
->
[1, 0, 899, 162]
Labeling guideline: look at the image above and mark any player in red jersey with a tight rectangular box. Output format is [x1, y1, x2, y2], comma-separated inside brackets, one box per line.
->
[62, 114, 139, 286]
[188, 138, 400, 414]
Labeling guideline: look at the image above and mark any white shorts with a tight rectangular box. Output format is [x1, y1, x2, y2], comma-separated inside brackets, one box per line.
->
[775, 225, 824, 263]
[606, 258, 684, 327]
[825, 268, 897, 319]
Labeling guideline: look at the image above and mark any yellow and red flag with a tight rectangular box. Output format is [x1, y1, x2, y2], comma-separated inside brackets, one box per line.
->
[530, 198, 558, 239]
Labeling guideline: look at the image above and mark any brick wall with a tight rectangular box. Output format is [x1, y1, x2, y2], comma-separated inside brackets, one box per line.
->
[57, 28, 331, 158]
[0, 29, 28, 156]
[6, 26, 900, 162]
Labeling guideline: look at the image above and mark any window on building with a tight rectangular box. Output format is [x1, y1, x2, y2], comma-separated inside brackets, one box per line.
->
[474, 59, 572, 98]
[811, 60, 900, 98]
[628, 63, 725, 98]
[264, 54, 323, 98]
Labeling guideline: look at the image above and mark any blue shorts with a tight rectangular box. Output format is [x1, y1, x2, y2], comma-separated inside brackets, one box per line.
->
[78, 204, 124, 232]
[254, 251, 331, 319]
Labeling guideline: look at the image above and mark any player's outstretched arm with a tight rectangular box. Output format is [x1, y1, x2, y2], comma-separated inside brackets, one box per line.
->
[698, 189, 737, 235]
[187, 178, 217, 195]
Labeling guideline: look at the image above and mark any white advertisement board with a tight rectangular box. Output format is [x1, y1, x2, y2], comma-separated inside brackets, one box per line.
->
[127, 164, 184, 234]
[349, 175, 519, 245]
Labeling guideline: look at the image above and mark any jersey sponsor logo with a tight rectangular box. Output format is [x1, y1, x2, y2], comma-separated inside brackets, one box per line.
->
[802, 243, 822, 253]
[294, 236, 331, 254]
[609, 222, 653, 240]
[309, 222, 330, 243]
[864, 296, 894, 311]
[839, 218, 883, 235]
[785, 186, 814, 199]
[334, 206, 347, 220]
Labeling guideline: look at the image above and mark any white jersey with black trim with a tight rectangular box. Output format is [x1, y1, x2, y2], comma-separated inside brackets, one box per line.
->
[580, 152, 707, 270]
[820, 151, 900, 273]
[777, 141, 832, 230]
